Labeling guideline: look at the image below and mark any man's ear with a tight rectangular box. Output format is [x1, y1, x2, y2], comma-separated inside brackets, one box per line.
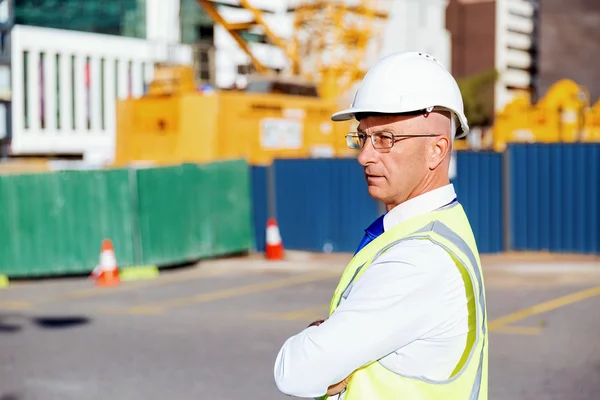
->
[429, 135, 451, 170]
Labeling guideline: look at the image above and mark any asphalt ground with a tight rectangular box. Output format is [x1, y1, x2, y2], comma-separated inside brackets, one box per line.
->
[1, 251, 600, 400]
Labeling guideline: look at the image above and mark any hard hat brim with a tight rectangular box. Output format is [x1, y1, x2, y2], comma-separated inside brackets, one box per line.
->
[331, 107, 470, 140]
[331, 108, 357, 122]
[331, 107, 439, 122]
[331, 107, 422, 122]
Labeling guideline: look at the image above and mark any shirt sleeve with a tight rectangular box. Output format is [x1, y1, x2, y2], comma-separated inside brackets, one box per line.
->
[273, 239, 450, 398]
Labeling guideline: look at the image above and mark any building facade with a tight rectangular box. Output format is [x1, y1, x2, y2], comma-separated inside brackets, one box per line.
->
[7, 0, 190, 163]
[380, 0, 451, 70]
[537, 0, 600, 106]
[446, 0, 539, 115]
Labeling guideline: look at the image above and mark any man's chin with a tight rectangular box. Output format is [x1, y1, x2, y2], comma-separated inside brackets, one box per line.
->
[367, 185, 386, 202]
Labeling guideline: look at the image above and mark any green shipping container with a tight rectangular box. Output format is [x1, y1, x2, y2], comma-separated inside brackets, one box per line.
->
[0, 160, 254, 278]
[202, 160, 254, 257]
[0, 169, 136, 278]
[135, 160, 254, 265]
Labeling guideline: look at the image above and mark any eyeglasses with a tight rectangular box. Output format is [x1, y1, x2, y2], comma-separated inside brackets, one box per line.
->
[345, 131, 440, 150]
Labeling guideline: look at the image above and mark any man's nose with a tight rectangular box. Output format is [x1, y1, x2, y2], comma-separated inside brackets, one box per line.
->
[357, 136, 378, 167]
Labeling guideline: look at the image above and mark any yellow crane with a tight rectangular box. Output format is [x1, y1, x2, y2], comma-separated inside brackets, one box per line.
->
[197, 0, 388, 101]
[290, 0, 388, 100]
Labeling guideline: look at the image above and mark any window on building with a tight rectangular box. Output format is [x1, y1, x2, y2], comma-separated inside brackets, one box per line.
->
[39, 52, 45, 130]
[0, 32, 8, 61]
[180, 0, 214, 45]
[14, 0, 145, 39]
[23, 50, 28, 129]
[70, 55, 76, 130]
[194, 44, 215, 85]
[100, 58, 105, 130]
[55, 54, 60, 130]
[181, 0, 217, 86]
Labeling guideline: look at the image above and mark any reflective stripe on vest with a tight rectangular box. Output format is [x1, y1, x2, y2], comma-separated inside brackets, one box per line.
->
[414, 221, 486, 399]
[327, 204, 487, 400]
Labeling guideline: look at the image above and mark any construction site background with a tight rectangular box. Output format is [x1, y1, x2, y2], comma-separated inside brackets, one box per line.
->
[0, 0, 597, 279]
[1, 4, 599, 400]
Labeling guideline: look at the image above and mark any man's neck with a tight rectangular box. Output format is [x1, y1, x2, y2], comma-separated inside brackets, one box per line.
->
[386, 177, 451, 212]
[383, 184, 457, 231]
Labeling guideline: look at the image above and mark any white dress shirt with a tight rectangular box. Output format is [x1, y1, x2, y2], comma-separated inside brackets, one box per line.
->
[273, 184, 469, 399]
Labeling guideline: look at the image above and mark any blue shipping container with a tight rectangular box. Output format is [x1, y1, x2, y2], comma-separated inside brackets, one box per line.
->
[273, 158, 381, 253]
[259, 153, 505, 255]
[452, 151, 504, 254]
[509, 143, 600, 254]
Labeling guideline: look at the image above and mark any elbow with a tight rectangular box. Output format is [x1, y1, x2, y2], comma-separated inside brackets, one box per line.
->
[273, 355, 305, 396]
[273, 361, 289, 395]
[274, 372, 298, 397]
[274, 369, 320, 398]
[274, 342, 324, 398]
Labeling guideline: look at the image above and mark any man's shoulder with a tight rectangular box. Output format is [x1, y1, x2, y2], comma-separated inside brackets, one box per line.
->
[372, 237, 454, 272]
[351, 238, 460, 304]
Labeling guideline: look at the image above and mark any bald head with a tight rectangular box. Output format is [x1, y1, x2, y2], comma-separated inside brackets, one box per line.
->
[422, 110, 454, 142]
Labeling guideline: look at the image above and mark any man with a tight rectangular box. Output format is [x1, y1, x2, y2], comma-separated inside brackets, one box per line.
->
[273, 52, 488, 399]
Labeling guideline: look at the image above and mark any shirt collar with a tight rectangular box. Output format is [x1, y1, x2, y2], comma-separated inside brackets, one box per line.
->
[383, 184, 457, 232]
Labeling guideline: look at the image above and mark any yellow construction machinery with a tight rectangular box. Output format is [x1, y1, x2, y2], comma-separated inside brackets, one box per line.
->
[114, 0, 388, 166]
[491, 79, 599, 152]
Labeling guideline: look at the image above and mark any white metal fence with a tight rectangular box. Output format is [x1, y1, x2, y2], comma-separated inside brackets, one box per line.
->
[10, 25, 192, 163]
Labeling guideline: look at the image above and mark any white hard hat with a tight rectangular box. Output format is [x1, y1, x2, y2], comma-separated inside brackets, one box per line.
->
[331, 52, 469, 139]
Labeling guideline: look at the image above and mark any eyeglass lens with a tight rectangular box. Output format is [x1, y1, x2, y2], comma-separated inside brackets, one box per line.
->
[346, 132, 395, 149]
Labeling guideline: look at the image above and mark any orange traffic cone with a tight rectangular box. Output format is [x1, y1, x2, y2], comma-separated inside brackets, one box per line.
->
[265, 218, 284, 260]
[90, 239, 120, 287]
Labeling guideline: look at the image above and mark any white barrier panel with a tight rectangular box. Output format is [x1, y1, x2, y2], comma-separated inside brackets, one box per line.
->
[11, 25, 192, 163]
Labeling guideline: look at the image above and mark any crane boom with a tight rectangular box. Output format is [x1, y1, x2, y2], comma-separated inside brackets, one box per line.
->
[197, 0, 270, 74]
[196, 0, 388, 100]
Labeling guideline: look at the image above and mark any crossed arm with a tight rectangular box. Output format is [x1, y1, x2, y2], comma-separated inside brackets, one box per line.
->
[273, 241, 449, 398]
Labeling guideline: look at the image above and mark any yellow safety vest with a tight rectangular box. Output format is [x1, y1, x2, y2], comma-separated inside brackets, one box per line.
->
[325, 202, 488, 400]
